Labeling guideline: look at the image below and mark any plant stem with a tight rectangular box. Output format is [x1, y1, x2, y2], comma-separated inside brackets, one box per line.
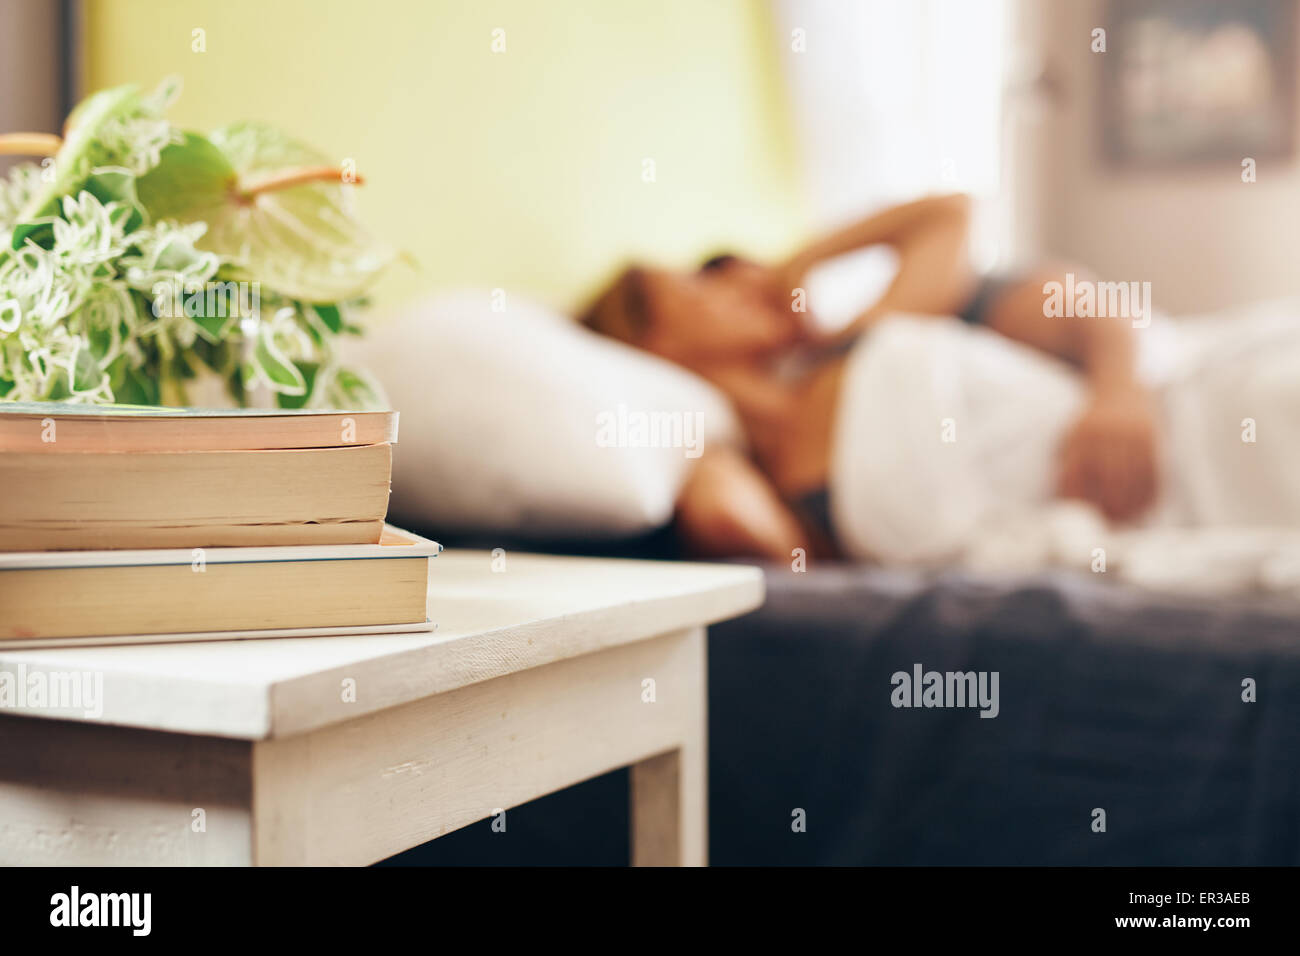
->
[0, 132, 63, 156]
[237, 165, 364, 199]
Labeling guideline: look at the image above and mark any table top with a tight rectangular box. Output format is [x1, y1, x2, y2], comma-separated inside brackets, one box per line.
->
[0, 550, 763, 739]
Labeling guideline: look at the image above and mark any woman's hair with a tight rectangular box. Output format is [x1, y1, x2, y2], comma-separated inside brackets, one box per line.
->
[578, 265, 650, 343]
[580, 253, 742, 341]
[699, 252, 738, 272]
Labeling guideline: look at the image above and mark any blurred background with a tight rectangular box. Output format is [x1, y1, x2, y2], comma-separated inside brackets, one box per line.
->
[4, 0, 1299, 868]
[4, 0, 1298, 316]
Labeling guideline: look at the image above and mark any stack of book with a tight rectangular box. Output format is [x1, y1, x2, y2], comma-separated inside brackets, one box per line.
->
[0, 403, 439, 649]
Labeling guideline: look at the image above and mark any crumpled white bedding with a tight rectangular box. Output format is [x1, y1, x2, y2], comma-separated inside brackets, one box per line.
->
[829, 303, 1300, 595]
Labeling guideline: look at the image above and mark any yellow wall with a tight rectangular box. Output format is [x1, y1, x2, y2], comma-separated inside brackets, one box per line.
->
[85, 0, 805, 312]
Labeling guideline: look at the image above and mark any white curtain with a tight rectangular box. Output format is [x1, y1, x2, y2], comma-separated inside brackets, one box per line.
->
[771, 0, 1015, 268]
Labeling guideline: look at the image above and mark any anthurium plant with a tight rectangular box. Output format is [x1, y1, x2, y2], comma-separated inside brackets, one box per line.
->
[0, 78, 393, 407]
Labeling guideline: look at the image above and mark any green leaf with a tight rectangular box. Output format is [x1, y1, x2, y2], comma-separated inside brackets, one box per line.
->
[327, 366, 385, 409]
[173, 278, 247, 343]
[252, 329, 307, 396]
[191, 312, 238, 343]
[71, 344, 102, 393]
[9, 219, 54, 250]
[135, 132, 236, 223]
[276, 360, 318, 409]
[84, 167, 146, 233]
[17, 84, 143, 221]
[310, 303, 342, 333]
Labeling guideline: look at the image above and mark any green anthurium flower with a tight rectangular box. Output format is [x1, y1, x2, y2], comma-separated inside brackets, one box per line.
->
[136, 122, 394, 303]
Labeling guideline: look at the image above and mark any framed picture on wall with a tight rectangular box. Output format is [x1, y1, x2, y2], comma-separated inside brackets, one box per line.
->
[1102, 0, 1297, 166]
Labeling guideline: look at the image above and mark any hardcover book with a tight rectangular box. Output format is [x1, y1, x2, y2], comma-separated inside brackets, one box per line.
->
[0, 525, 439, 648]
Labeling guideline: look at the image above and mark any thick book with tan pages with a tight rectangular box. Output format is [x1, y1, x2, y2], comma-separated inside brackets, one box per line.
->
[0, 403, 398, 550]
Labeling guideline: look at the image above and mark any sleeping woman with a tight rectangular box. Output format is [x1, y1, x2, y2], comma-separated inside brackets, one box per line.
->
[579, 193, 1163, 561]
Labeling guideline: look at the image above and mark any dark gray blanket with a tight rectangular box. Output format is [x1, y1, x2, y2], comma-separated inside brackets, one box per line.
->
[708, 564, 1300, 865]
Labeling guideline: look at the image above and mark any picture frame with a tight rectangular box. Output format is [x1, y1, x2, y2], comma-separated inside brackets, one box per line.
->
[1101, 0, 1297, 167]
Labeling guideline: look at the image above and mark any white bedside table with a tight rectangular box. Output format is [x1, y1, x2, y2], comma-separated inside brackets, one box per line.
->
[0, 551, 762, 866]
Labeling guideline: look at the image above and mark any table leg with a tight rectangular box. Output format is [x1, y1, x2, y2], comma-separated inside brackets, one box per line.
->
[630, 629, 707, 866]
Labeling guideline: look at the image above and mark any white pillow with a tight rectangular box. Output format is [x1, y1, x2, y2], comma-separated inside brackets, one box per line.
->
[345, 291, 743, 538]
